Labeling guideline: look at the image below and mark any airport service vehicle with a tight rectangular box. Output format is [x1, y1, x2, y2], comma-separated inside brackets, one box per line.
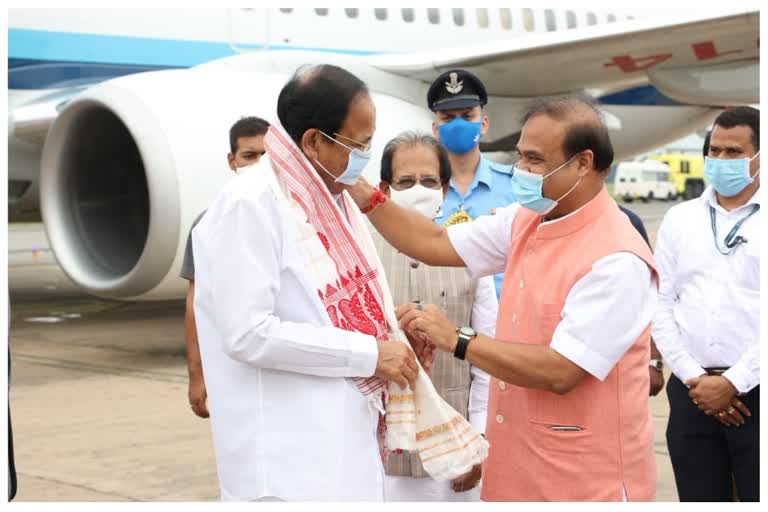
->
[614, 160, 677, 203]
[648, 153, 707, 200]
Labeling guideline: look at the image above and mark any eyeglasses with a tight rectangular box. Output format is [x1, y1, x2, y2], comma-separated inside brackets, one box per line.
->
[391, 176, 443, 190]
[321, 131, 372, 152]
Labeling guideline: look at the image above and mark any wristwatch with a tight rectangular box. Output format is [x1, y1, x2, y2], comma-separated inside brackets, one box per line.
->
[454, 326, 477, 360]
[649, 359, 664, 372]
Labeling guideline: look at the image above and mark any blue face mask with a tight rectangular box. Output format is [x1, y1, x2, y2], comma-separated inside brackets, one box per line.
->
[510, 154, 581, 216]
[437, 118, 482, 154]
[315, 131, 372, 185]
[704, 151, 760, 197]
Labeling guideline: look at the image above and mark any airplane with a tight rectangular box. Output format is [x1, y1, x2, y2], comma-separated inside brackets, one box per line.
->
[7, 7, 759, 301]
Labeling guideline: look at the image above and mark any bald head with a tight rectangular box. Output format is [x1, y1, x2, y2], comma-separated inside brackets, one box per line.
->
[522, 96, 614, 172]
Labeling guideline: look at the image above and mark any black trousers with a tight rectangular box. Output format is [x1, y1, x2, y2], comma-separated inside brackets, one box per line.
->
[666, 374, 759, 502]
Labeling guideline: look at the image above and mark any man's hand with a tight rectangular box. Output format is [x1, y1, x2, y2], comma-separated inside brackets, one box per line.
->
[348, 176, 375, 209]
[451, 464, 482, 493]
[686, 375, 738, 415]
[374, 340, 419, 390]
[396, 303, 457, 353]
[188, 370, 209, 418]
[649, 367, 665, 396]
[403, 329, 435, 373]
[705, 397, 751, 427]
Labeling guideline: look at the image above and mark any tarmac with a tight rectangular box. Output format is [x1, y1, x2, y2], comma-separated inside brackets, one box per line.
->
[8, 200, 680, 501]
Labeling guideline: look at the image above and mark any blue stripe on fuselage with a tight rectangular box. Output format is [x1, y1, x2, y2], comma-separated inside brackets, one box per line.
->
[598, 85, 684, 106]
[8, 58, 182, 89]
[8, 28, 685, 107]
[8, 28, 243, 68]
[8, 28, 384, 89]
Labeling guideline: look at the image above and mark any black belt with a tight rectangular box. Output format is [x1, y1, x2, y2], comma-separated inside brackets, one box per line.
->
[704, 367, 729, 376]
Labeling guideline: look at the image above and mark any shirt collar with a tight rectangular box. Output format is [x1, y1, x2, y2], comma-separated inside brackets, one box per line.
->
[540, 197, 590, 226]
[475, 156, 494, 187]
[448, 155, 493, 194]
[702, 185, 761, 213]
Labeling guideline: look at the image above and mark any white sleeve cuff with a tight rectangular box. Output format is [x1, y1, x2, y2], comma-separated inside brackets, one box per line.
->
[672, 358, 707, 385]
[723, 364, 758, 394]
[342, 331, 379, 378]
[550, 329, 614, 381]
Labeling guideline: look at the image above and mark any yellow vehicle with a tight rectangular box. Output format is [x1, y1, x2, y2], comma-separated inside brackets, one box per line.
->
[647, 153, 706, 200]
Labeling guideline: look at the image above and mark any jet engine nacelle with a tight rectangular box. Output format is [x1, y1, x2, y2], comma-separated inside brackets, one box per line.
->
[40, 67, 433, 300]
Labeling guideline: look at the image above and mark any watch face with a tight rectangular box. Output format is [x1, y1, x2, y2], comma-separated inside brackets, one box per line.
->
[458, 326, 477, 337]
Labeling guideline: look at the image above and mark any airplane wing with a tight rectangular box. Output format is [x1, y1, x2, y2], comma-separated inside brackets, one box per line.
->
[369, 8, 759, 106]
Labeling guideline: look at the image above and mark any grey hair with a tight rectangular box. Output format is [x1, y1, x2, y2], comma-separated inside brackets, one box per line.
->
[379, 131, 452, 184]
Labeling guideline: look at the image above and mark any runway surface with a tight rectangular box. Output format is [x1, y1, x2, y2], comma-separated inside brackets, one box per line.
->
[8, 199, 680, 501]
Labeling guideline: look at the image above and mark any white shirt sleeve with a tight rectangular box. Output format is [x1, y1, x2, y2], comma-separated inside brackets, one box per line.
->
[446, 204, 519, 279]
[468, 276, 497, 433]
[651, 211, 707, 383]
[723, 344, 760, 394]
[549, 253, 657, 381]
[202, 191, 379, 378]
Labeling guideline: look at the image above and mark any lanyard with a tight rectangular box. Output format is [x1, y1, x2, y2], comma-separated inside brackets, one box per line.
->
[709, 203, 760, 255]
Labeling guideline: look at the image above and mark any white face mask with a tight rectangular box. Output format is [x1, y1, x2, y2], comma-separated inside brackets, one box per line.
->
[389, 184, 444, 219]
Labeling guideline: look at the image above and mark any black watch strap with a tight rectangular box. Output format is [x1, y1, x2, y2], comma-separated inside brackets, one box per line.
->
[454, 335, 471, 360]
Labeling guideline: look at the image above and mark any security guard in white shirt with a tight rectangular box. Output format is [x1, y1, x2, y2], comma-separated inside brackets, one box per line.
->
[653, 106, 760, 502]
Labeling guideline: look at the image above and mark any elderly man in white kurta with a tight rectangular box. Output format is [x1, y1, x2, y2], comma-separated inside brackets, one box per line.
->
[192, 64, 489, 502]
[191, 65, 420, 501]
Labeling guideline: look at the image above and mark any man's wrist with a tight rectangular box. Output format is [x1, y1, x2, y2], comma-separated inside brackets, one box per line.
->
[188, 365, 204, 379]
[360, 187, 387, 214]
[453, 326, 477, 360]
[718, 374, 739, 395]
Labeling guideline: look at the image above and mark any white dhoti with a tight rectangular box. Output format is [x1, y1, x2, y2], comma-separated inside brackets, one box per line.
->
[385, 475, 481, 502]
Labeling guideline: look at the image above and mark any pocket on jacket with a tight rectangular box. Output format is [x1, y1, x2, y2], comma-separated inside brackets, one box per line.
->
[528, 419, 593, 455]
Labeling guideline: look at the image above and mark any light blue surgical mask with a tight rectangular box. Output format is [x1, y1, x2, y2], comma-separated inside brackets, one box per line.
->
[704, 151, 760, 197]
[437, 117, 482, 154]
[315, 131, 372, 185]
[511, 154, 581, 216]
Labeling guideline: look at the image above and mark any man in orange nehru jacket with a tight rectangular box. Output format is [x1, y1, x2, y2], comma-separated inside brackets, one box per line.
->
[349, 96, 658, 501]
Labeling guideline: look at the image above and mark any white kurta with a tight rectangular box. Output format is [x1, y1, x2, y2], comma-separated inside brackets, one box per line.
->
[192, 158, 384, 501]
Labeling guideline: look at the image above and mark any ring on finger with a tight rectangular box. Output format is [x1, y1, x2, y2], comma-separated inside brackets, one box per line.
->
[717, 410, 727, 418]
[416, 303, 423, 311]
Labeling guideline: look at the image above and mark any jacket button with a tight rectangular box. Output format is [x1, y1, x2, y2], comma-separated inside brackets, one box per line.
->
[498, 381, 506, 390]
[496, 414, 504, 424]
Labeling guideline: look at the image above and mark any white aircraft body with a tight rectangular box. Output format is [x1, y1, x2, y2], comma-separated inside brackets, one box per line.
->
[6, 7, 759, 300]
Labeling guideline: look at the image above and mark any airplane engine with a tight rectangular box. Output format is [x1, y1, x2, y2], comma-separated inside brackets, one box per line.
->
[40, 68, 433, 300]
